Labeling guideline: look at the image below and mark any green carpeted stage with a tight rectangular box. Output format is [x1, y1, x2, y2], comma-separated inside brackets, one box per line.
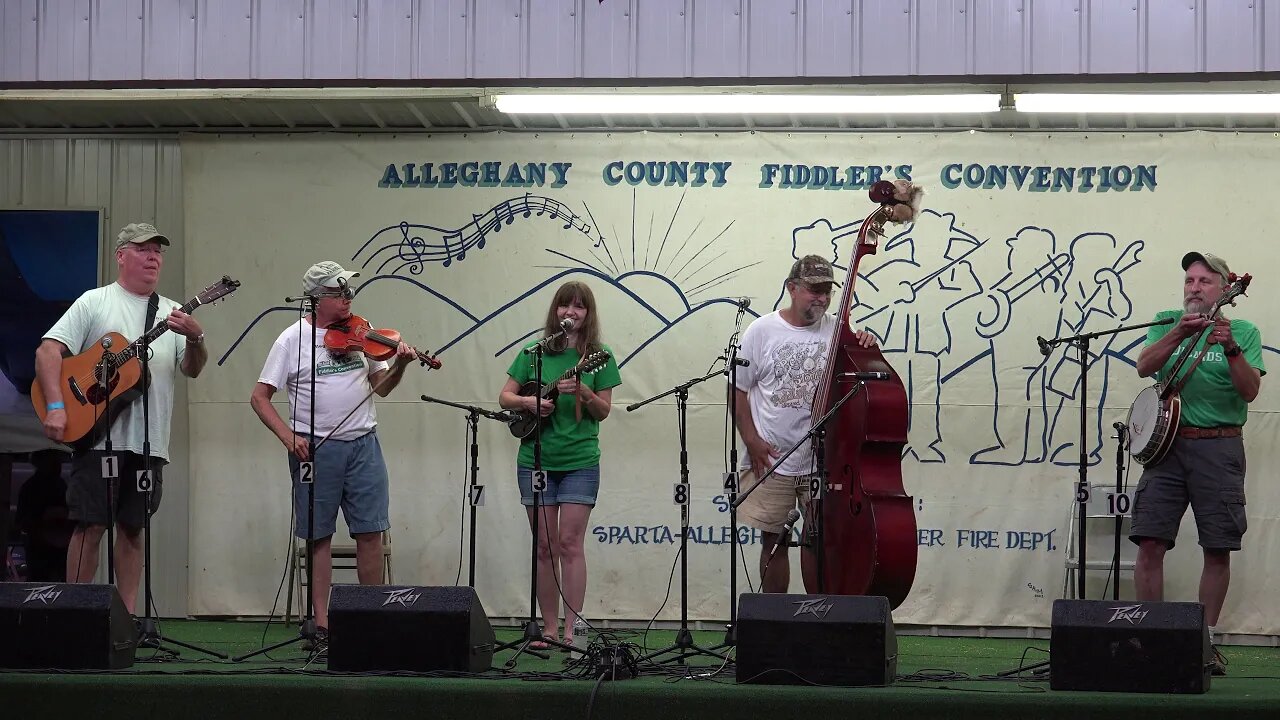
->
[4, 620, 1280, 720]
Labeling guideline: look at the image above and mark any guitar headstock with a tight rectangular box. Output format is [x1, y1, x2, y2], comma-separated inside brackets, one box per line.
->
[197, 275, 242, 305]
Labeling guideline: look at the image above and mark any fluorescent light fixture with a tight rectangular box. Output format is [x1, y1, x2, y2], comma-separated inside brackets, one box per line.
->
[492, 93, 1000, 115]
[1015, 93, 1280, 114]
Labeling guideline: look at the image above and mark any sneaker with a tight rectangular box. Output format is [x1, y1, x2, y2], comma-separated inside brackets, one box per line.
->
[1210, 646, 1228, 676]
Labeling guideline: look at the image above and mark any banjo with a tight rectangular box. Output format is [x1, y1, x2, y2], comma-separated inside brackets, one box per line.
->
[1127, 273, 1251, 466]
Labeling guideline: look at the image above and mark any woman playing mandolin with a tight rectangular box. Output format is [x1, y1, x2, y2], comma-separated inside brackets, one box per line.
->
[498, 281, 621, 649]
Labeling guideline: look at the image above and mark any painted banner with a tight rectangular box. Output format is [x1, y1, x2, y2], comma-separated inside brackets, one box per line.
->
[182, 131, 1279, 634]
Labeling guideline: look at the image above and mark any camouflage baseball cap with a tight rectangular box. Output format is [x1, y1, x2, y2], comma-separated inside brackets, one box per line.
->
[1181, 251, 1230, 282]
[787, 254, 840, 286]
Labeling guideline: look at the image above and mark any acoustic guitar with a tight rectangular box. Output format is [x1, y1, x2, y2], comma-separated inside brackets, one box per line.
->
[32, 275, 241, 452]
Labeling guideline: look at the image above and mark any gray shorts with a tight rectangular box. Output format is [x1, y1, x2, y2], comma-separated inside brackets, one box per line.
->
[1129, 435, 1247, 551]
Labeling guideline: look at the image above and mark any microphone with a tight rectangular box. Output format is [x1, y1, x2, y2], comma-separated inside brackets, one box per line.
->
[838, 371, 891, 381]
[1036, 336, 1051, 356]
[734, 297, 751, 311]
[780, 507, 802, 536]
[335, 276, 355, 300]
[101, 336, 113, 349]
[560, 317, 575, 330]
[764, 508, 804, 571]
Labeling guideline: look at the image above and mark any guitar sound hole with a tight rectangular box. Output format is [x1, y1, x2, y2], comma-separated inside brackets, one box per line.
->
[84, 367, 120, 405]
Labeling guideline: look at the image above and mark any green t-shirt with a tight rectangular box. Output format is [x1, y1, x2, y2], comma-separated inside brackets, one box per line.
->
[1146, 310, 1266, 428]
[507, 343, 622, 471]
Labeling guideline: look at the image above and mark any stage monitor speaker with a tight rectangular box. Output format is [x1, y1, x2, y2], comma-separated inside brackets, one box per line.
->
[736, 593, 896, 686]
[0, 583, 136, 670]
[327, 585, 495, 673]
[1050, 599, 1211, 694]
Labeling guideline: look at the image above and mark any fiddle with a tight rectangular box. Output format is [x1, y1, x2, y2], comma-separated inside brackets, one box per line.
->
[323, 314, 442, 369]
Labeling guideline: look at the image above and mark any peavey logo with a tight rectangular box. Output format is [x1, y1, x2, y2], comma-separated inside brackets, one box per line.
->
[382, 588, 422, 607]
[23, 585, 63, 605]
[1107, 604, 1150, 625]
[793, 598, 834, 619]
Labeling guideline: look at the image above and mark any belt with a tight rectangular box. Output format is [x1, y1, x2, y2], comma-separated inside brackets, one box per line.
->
[1178, 426, 1242, 439]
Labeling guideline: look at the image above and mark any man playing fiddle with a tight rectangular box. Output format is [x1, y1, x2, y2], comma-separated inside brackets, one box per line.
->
[249, 261, 416, 645]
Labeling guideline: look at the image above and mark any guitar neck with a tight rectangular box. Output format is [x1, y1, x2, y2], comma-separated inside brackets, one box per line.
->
[110, 296, 200, 365]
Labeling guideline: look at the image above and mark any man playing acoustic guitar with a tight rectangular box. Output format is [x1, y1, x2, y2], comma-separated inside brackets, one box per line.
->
[34, 222, 207, 614]
[1131, 251, 1264, 675]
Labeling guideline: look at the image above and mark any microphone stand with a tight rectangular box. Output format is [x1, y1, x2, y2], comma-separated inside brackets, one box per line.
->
[134, 321, 224, 659]
[1110, 421, 1127, 601]
[236, 294, 320, 662]
[95, 339, 118, 587]
[627, 365, 730, 665]
[495, 335, 567, 663]
[419, 395, 515, 588]
[731, 380, 868, 593]
[712, 308, 749, 651]
[1036, 315, 1172, 599]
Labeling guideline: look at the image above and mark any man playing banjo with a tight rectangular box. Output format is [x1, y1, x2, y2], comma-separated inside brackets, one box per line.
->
[1130, 251, 1264, 676]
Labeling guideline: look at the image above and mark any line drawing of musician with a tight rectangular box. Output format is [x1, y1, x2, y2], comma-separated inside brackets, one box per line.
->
[1042, 233, 1144, 465]
[736, 256, 879, 592]
[1129, 251, 1264, 677]
[35, 222, 207, 614]
[847, 210, 984, 463]
[497, 281, 622, 649]
[966, 227, 1073, 465]
[249, 261, 417, 647]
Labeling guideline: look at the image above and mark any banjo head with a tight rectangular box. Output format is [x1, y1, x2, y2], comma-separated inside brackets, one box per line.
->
[1127, 385, 1164, 446]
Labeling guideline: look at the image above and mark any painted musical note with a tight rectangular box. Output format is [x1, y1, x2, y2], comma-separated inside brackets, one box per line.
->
[358, 194, 598, 276]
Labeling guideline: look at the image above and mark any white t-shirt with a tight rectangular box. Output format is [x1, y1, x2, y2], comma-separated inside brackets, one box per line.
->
[43, 282, 188, 461]
[258, 318, 389, 441]
[734, 311, 835, 476]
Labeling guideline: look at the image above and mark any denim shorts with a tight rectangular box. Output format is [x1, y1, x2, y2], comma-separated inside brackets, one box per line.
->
[288, 430, 391, 539]
[516, 465, 600, 506]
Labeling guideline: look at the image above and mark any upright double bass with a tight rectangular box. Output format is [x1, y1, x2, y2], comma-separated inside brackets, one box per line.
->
[810, 180, 920, 609]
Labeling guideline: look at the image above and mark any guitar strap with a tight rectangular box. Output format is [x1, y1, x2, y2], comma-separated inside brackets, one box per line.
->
[145, 292, 160, 332]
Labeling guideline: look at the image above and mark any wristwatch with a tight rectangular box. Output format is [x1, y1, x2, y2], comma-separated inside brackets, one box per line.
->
[188, 333, 205, 345]
[1224, 343, 1241, 357]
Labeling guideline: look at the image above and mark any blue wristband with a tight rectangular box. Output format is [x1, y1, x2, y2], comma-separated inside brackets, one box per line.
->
[46, 401, 64, 411]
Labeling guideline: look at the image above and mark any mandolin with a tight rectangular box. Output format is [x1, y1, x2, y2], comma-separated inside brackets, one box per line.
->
[507, 350, 610, 439]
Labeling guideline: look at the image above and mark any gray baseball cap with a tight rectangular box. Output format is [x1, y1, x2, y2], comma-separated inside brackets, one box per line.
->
[115, 222, 170, 250]
[1181, 251, 1230, 282]
[302, 261, 359, 296]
